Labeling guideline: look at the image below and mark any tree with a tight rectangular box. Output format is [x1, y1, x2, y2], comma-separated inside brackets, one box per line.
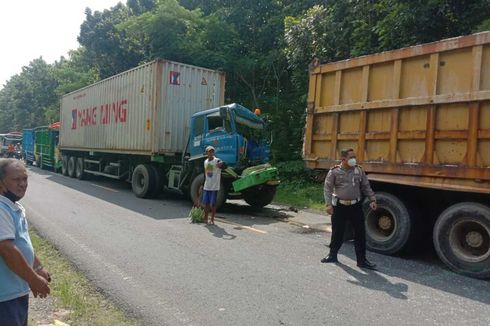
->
[78, 3, 146, 78]
[0, 58, 58, 131]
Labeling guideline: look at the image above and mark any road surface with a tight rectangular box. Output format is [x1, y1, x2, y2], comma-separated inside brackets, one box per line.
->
[23, 168, 490, 326]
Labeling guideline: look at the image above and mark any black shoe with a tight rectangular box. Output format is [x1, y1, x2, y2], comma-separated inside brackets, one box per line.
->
[357, 260, 377, 270]
[321, 255, 338, 263]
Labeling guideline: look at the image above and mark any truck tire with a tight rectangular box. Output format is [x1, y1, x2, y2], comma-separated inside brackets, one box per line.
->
[243, 185, 277, 208]
[131, 164, 156, 198]
[75, 157, 85, 180]
[61, 155, 69, 175]
[362, 192, 413, 255]
[67, 156, 76, 178]
[433, 202, 490, 279]
[189, 173, 226, 210]
[148, 164, 164, 198]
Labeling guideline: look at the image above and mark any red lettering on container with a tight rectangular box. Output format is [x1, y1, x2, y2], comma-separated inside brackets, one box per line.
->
[73, 99, 127, 129]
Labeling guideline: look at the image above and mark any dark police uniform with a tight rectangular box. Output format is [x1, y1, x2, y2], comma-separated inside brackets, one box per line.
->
[324, 164, 376, 264]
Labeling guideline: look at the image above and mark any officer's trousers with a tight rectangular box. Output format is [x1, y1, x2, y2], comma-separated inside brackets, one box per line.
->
[329, 202, 366, 262]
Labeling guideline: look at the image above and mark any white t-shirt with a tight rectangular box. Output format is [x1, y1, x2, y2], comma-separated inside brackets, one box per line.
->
[203, 157, 222, 191]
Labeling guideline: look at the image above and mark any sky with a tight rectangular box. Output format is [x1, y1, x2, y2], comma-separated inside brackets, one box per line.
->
[0, 0, 122, 89]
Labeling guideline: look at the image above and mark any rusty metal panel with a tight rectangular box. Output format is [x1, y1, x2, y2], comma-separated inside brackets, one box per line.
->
[304, 31, 490, 192]
[60, 60, 225, 154]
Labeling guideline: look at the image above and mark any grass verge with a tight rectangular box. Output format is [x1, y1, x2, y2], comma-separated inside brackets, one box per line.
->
[30, 229, 140, 326]
[274, 181, 325, 210]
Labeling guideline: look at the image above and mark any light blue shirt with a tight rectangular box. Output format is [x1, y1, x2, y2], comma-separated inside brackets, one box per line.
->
[0, 196, 34, 302]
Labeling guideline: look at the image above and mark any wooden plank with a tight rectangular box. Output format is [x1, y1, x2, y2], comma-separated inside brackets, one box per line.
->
[312, 134, 332, 141]
[358, 110, 367, 161]
[304, 73, 321, 156]
[361, 66, 370, 102]
[392, 60, 402, 99]
[314, 90, 490, 113]
[312, 31, 490, 74]
[398, 130, 426, 140]
[368, 173, 490, 195]
[472, 45, 483, 92]
[334, 71, 342, 105]
[389, 109, 399, 162]
[479, 130, 490, 139]
[330, 113, 339, 158]
[434, 130, 468, 139]
[311, 160, 490, 181]
[365, 132, 391, 140]
[337, 133, 362, 141]
[467, 102, 480, 166]
[428, 53, 439, 96]
[425, 106, 436, 164]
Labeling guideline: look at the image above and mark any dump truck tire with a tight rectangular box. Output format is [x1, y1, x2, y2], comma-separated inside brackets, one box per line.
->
[189, 173, 226, 210]
[131, 164, 156, 198]
[433, 202, 490, 279]
[67, 156, 76, 178]
[362, 192, 414, 255]
[243, 185, 276, 208]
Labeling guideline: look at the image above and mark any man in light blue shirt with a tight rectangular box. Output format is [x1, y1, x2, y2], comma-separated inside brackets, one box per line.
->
[0, 159, 50, 325]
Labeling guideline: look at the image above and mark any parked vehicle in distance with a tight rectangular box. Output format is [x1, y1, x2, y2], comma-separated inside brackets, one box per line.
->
[0, 132, 23, 159]
[22, 129, 36, 164]
[34, 122, 60, 170]
[303, 32, 490, 279]
[58, 59, 279, 209]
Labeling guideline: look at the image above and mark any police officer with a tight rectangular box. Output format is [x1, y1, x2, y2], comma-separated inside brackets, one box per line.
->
[322, 148, 378, 269]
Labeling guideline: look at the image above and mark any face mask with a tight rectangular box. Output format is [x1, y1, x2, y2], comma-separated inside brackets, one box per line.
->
[347, 158, 357, 167]
[3, 190, 21, 202]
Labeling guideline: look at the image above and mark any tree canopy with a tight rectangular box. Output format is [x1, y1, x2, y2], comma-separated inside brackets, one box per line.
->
[0, 0, 488, 160]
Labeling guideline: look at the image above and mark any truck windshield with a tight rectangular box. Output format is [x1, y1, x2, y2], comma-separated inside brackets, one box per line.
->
[207, 111, 232, 133]
[235, 115, 264, 141]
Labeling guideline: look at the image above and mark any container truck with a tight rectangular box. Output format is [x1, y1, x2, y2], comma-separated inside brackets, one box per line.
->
[59, 59, 279, 209]
[303, 32, 490, 278]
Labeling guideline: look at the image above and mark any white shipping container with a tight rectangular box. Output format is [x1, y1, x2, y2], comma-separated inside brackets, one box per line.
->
[59, 60, 225, 154]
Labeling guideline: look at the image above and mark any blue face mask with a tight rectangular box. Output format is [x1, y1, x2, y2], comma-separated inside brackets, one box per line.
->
[3, 190, 21, 202]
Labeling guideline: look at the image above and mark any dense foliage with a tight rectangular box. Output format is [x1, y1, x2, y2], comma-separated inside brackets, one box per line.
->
[0, 0, 488, 161]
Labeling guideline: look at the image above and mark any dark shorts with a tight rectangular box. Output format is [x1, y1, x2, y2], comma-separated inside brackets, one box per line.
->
[0, 295, 29, 326]
[202, 190, 218, 206]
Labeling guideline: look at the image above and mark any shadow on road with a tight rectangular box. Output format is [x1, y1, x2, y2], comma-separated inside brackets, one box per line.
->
[204, 224, 237, 240]
[324, 243, 490, 305]
[337, 263, 408, 300]
[30, 167, 288, 227]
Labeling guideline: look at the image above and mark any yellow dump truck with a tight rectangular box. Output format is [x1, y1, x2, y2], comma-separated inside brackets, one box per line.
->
[304, 31, 490, 279]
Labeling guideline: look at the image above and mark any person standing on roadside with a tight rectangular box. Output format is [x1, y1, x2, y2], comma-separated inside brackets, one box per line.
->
[322, 148, 378, 270]
[203, 146, 225, 225]
[0, 159, 51, 326]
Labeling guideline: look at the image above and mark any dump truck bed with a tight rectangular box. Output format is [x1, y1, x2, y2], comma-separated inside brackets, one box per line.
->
[304, 32, 490, 194]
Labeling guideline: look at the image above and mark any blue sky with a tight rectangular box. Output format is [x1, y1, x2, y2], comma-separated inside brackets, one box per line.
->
[0, 0, 121, 89]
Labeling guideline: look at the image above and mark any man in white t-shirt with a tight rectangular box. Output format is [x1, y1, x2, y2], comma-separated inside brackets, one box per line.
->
[203, 146, 225, 225]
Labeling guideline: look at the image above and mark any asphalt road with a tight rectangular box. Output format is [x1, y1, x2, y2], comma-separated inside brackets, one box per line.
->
[23, 168, 490, 326]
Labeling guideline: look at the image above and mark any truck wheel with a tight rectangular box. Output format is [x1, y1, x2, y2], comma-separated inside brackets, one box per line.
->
[433, 202, 490, 279]
[75, 157, 85, 180]
[131, 164, 156, 198]
[243, 185, 277, 209]
[61, 155, 69, 175]
[189, 173, 226, 210]
[67, 156, 76, 178]
[362, 192, 413, 255]
[148, 164, 164, 198]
